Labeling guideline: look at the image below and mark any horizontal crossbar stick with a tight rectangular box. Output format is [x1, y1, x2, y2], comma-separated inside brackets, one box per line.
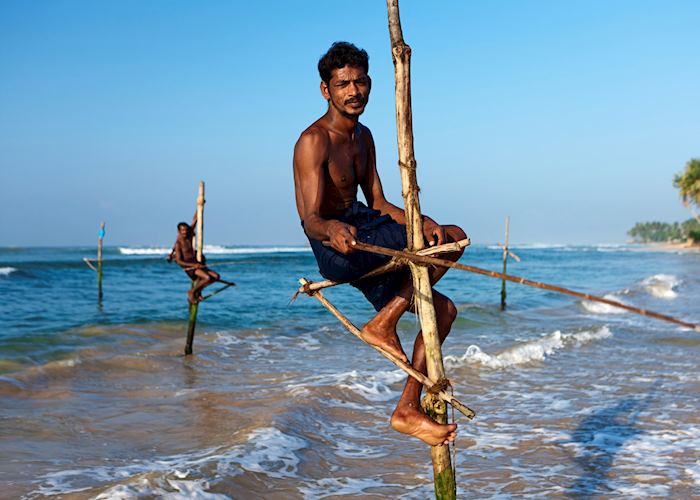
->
[302, 238, 470, 295]
[200, 281, 235, 301]
[298, 278, 476, 419]
[179, 260, 253, 271]
[352, 241, 700, 332]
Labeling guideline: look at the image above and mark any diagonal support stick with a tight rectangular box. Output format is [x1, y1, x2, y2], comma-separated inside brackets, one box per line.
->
[299, 278, 475, 419]
[200, 281, 235, 301]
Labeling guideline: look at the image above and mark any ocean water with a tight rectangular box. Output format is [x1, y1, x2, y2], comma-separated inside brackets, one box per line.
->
[1, 244, 699, 498]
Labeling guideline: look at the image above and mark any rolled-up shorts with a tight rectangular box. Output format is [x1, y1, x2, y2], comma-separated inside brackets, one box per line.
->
[305, 201, 408, 311]
[184, 266, 210, 281]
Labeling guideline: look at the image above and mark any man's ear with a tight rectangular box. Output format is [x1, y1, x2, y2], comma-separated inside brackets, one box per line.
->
[320, 80, 330, 101]
[367, 75, 372, 90]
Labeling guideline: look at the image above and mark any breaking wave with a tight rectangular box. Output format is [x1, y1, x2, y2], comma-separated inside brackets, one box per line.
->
[445, 326, 612, 370]
[581, 294, 629, 314]
[641, 274, 679, 299]
[118, 245, 311, 256]
[0, 267, 17, 276]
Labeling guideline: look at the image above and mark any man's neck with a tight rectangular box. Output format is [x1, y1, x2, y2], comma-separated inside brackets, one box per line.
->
[324, 107, 358, 137]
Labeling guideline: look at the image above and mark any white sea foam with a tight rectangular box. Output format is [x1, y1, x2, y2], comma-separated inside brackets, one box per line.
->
[118, 246, 171, 255]
[508, 243, 568, 250]
[0, 266, 17, 276]
[287, 369, 404, 402]
[35, 426, 307, 496]
[94, 477, 228, 499]
[35, 446, 222, 496]
[641, 273, 680, 299]
[581, 294, 629, 314]
[118, 245, 310, 255]
[566, 422, 700, 496]
[217, 427, 306, 479]
[299, 476, 404, 499]
[445, 326, 612, 370]
[336, 369, 405, 402]
[595, 244, 631, 252]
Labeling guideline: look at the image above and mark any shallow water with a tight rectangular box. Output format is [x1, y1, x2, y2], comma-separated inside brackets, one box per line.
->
[1, 244, 698, 498]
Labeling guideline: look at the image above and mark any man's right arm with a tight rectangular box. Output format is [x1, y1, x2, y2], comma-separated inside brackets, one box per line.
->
[293, 129, 357, 254]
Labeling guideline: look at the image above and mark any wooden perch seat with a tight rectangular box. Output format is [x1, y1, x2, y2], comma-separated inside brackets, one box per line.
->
[296, 238, 469, 296]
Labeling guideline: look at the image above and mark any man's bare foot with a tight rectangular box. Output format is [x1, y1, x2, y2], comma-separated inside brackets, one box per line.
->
[187, 289, 197, 305]
[390, 403, 458, 446]
[360, 320, 408, 364]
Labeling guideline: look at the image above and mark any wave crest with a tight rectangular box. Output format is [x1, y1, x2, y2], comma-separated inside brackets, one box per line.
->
[118, 245, 311, 256]
[641, 274, 679, 299]
[581, 294, 629, 314]
[0, 267, 17, 276]
[445, 326, 612, 370]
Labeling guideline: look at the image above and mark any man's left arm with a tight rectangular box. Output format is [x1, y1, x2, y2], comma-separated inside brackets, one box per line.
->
[360, 127, 446, 246]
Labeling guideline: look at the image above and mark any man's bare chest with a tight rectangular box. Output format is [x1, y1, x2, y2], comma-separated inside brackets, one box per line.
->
[179, 240, 196, 260]
[326, 140, 368, 189]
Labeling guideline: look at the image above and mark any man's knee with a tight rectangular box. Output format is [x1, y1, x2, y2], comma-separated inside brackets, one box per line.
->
[435, 294, 458, 323]
[444, 225, 467, 243]
[444, 298, 458, 323]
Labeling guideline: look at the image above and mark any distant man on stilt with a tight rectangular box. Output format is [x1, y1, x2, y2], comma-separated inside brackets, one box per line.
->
[169, 213, 220, 304]
[293, 42, 467, 446]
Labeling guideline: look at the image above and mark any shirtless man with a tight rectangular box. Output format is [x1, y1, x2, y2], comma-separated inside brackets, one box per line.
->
[169, 213, 220, 304]
[293, 42, 467, 446]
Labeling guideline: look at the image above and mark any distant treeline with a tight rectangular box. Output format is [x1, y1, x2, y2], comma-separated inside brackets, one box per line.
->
[628, 219, 700, 243]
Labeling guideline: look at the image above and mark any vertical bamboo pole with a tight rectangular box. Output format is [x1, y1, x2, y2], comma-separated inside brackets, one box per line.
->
[386, 2, 456, 497]
[97, 222, 105, 301]
[185, 181, 205, 355]
[196, 182, 205, 263]
[500, 216, 509, 310]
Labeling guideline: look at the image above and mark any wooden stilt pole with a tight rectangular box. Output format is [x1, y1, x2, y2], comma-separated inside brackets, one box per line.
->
[97, 222, 105, 302]
[386, 2, 456, 497]
[500, 216, 509, 310]
[185, 181, 205, 355]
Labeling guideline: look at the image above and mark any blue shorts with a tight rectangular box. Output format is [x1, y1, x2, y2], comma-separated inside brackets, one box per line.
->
[304, 201, 408, 311]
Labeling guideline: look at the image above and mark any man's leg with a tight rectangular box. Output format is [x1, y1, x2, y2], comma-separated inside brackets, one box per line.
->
[390, 291, 458, 445]
[189, 269, 213, 303]
[359, 224, 467, 365]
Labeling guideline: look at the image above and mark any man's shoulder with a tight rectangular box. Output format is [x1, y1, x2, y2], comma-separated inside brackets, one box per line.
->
[176, 237, 192, 249]
[295, 120, 332, 161]
[297, 121, 331, 147]
[357, 122, 374, 144]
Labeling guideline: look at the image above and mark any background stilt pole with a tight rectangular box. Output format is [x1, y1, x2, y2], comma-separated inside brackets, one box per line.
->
[500, 216, 509, 310]
[97, 222, 105, 302]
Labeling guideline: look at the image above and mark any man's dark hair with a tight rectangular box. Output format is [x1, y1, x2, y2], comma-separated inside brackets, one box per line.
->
[177, 222, 189, 231]
[318, 42, 369, 84]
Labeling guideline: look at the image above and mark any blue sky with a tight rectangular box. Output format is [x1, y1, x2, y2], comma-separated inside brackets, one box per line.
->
[1, 1, 698, 246]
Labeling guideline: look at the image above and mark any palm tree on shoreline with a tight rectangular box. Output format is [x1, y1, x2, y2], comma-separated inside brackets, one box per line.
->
[673, 158, 700, 224]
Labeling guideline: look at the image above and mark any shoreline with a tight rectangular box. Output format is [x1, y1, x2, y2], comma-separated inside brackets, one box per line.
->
[631, 241, 700, 253]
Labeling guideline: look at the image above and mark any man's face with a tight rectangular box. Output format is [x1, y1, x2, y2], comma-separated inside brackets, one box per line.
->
[322, 65, 371, 118]
[179, 225, 190, 238]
